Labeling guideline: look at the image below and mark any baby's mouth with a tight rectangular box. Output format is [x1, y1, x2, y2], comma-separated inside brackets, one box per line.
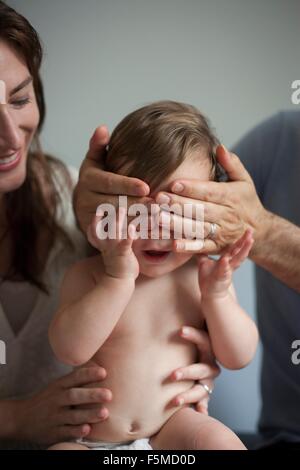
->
[143, 250, 170, 263]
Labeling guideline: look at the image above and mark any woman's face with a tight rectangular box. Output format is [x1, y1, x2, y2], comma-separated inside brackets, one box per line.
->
[0, 40, 40, 194]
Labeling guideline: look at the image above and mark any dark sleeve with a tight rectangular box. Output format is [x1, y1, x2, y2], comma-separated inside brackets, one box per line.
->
[230, 112, 283, 200]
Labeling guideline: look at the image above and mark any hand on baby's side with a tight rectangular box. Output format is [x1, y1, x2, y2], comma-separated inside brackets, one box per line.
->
[87, 207, 139, 280]
[198, 229, 254, 300]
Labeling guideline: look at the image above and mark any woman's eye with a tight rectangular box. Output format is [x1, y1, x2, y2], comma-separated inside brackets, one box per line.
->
[11, 97, 31, 108]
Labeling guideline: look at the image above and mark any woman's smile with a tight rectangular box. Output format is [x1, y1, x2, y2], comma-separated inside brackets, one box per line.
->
[0, 150, 22, 171]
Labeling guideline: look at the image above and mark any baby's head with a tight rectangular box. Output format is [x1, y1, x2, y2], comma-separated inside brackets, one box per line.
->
[106, 100, 219, 277]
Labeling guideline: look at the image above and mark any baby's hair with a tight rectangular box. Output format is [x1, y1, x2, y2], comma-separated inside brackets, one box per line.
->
[106, 100, 221, 191]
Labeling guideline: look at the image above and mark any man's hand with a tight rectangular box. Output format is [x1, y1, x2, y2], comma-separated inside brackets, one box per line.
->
[155, 145, 267, 254]
[170, 327, 220, 414]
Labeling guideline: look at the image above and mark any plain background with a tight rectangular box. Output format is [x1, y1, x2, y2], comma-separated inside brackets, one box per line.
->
[8, 0, 300, 432]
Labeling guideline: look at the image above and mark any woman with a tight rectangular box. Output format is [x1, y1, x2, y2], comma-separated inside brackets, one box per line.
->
[0, 2, 217, 448]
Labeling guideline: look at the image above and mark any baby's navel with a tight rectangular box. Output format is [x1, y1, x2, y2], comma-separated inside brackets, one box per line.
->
[128, 421, 141, 434]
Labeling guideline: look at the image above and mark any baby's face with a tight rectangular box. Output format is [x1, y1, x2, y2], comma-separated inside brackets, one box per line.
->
[132, 150, 212, 278]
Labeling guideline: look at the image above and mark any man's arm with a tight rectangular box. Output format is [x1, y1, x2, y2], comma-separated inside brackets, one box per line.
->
[232, 111, 300, 292]
[251, 210, 300, 291]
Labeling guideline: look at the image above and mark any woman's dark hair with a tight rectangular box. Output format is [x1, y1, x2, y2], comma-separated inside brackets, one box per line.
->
[106, 100, 220, 192]
[0, 1, 73, 292]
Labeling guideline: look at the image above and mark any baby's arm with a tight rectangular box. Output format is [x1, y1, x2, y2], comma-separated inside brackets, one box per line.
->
[198, 230, 259, 369]
[201, 284, 258, 369]
[49, 259, 135, 366]
[49, 208, 138, 366]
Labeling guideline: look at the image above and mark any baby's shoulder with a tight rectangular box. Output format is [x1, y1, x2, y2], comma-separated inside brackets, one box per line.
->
[64, 254, 104, 287]
[59, 254, 104, 306]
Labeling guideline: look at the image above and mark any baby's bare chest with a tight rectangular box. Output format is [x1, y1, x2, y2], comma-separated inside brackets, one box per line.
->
[109, 277, 203, 343]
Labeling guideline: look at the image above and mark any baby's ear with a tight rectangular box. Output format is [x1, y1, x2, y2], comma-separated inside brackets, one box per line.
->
[215, 162, 228, 182]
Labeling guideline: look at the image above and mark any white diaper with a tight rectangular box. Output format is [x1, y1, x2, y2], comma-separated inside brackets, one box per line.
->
[76, 437, 153, 450]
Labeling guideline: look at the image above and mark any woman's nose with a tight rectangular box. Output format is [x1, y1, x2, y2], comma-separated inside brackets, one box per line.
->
[0, 105, 22, 153]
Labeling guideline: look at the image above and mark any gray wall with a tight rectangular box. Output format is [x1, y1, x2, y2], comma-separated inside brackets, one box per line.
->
[8, 0, 300, 432]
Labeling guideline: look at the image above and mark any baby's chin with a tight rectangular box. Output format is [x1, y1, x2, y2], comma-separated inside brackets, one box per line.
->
[138, 264, 175, 278]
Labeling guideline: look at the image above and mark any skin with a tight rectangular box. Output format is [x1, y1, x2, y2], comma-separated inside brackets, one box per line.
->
[49, 158, 257, 450]
[75, 125, 300, 293]
[0, 40, 111, 445]
[0, 42, 218, 445]
[76, 132, 226, 408]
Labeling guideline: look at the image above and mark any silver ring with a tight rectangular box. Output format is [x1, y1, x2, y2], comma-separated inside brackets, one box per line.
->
[207, 222, 217, 239]
[198, 381, 213, 396]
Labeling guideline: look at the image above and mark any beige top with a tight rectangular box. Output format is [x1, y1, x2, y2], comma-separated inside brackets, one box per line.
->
[0, 164, 87, 399]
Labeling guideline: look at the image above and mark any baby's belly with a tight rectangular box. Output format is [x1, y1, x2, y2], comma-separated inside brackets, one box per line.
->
[84, 338, 196, 442]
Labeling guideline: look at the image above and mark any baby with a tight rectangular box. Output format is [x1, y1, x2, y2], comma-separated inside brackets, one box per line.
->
[49, 101, 258, 450]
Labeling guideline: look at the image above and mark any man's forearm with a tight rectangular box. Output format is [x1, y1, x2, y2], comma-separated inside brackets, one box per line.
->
[251, 210, 300, 292]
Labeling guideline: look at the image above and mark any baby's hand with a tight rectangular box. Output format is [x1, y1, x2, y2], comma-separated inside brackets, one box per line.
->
[87, 207, 139, 280]
[198, 229, 254, 300]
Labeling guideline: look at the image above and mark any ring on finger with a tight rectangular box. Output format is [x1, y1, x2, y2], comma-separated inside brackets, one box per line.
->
[207, 222, 217, 240]
[197, 381, 213, 396]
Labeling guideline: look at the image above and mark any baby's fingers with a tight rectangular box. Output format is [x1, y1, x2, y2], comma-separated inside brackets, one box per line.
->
[230, 233, 254, 270]
[117, 223, 137, 255]
[227, 228, 253, 257]
[215, 255, 232, 280]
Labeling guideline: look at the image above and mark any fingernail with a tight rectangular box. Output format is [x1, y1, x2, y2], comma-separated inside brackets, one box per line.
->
[175, 371, 183, 380]
[99, 409, 107, 418]
[176, 397, 184, 406]
[181, 327, 189, 337]
[220, 144, 228, 152]
[96, 206, 104, 216]
[82, 425, 90, 435]
[135, 184, 148, 195]
[185, 240, 204, 251]
[172, 182, 184, 193]
[156, 193, 170, 204]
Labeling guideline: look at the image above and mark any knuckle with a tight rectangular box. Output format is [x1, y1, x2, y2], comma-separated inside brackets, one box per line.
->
[206, 188, 214, 200]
